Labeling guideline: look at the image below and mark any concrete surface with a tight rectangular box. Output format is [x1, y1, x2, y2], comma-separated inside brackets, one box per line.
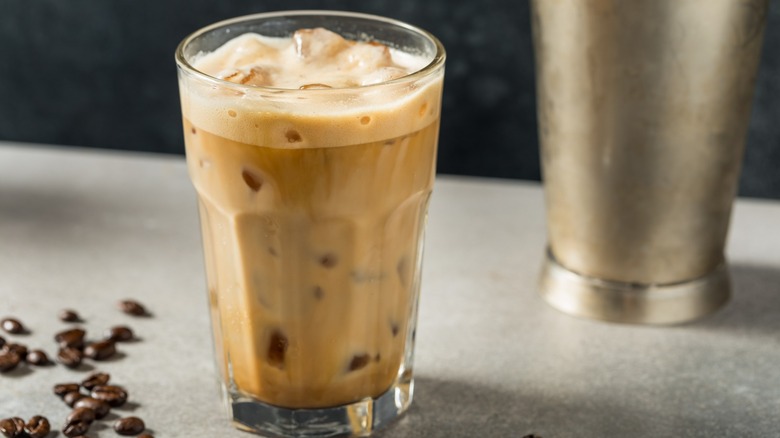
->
[1, 142, 779, 437]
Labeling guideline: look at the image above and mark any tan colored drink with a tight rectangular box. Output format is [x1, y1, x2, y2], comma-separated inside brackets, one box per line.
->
[176, 11, 444, 436]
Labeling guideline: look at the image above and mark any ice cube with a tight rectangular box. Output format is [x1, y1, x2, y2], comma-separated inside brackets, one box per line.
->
[293, 28, 351, 60]
[340, 40, 392, 70]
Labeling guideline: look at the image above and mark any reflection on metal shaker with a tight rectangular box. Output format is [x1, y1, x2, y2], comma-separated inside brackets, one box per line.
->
[532, 0, 768, 324]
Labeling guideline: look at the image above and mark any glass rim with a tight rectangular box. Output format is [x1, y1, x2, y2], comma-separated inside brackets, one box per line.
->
[174, 10, 446, 94]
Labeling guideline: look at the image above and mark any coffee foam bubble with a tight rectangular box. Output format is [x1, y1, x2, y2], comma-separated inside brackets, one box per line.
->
[180, 29, 442, 148]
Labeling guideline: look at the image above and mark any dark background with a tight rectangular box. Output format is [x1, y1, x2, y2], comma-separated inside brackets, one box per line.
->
[0, 1, 778, 199]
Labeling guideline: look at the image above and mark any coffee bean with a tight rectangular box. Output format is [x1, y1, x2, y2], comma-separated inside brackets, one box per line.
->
[54, 383, 81, 397]
[26, 349, 50, 366]
[1, 318, 24, 334]
[0, 351, 20, 373]
[63, 391, 86, 407]
[2, 343, 28, 360]
[91, 385, 128, 407]
[25, 415, 50, 438]
[74, 397, 110, 419]
[0, 335, 5, 348]
[114, 416, 145, 436]
[59, 309, 81, 322]
[66, 407, 95, 425]
[138, 434, 154, 438]
[84, 340, 116, 360]
[118, 300, 148, 316]
[0, 417, 25, 438]
[81, 371, 110, 390]
[106, 325, 134, 342]
[62, 420, 89, 437]
[58, 347, 83, 368]
[54, 328, 86, 349]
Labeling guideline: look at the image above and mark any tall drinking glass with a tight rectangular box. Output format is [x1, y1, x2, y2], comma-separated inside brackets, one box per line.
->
[176, 11, 445, 436]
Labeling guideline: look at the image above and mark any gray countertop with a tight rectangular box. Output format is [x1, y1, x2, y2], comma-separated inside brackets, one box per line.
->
[1, 142, 779, 438]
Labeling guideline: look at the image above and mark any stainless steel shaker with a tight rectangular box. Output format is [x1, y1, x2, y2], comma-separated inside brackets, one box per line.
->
[532, 0, 768, 324]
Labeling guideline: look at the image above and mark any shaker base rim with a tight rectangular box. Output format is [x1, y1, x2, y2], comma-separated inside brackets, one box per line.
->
[539, 250, 730, 325]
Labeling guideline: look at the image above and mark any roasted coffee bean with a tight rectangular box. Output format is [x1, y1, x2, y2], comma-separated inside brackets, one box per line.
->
[106, 325, 134, 342]
[91, 385, 128, 407]
[74, 397, 110, 419]
[26, 349, 50, 366]
[25, 415, 51, 438]
[84, 340, 116, 360]
[114, 416, 145, 436]
[0, 351, 20, 372]
[54, 383, 81, 397]
[0, 417, 25, 438]
[0, 318, 24, 334]
[66, 407, 95, 425]
[81, 371, 110, 390]
[58, 347, 83, 368]
[59, 309, 81, 322]
[64, 391, 86, 407]
[2, 343, 28, 360]
[62, 420, 90, 437]
[118, 300, 148, 316]
[54, 328, 86, 349]
[138, 434, 154, 438]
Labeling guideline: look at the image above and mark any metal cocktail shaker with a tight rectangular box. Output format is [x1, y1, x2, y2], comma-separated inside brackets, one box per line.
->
[531, 0, 768, 324]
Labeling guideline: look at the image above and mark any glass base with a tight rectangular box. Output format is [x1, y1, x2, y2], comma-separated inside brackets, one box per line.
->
[539, 249, 731, 325]
[227, 373, 413, 437]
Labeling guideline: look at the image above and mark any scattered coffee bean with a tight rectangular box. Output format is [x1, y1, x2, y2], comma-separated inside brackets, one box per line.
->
[25, 416, 50, 438]
[91, 385, 128, 407]
[0, 417, 25, 438]
[84, 340, 116, 360]
[66, 407, 96, 425]
[25, 349, 50, 366]
[2, 343, 28, 360]
[58, 347, 83, 368]
[118, 300, 148, 316]
[54, 328, 86, 349]
[0, 318, 24, 334]
[348, 353, 371, 372]
[106, 325, 134, 342]
[74, 397, 111, 419]
[59, 309, 81, 322]
[390, 322, 399, 337]
[522, 435, 543, 438]
[81, 371, 110, 390]
[54, 383, 81, 397]
[63, 391, 86, 407]
[138, 434, 154, 438]
[114, 416, 145, 436]
[62, 420, 90, 437]
[0, 351, 20, 373]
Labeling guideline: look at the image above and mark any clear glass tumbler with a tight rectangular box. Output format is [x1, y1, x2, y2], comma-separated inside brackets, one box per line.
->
[176, 11, 445, 437]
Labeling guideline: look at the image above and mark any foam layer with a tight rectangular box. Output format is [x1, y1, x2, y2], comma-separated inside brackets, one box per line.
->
[179, 28, 443, 149]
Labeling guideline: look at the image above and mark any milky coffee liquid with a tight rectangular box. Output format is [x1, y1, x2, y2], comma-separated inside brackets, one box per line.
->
[180, 28, 443, 408]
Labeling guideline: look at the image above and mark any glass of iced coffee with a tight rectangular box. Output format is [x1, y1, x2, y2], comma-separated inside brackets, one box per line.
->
[175, 11, 445, 437]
